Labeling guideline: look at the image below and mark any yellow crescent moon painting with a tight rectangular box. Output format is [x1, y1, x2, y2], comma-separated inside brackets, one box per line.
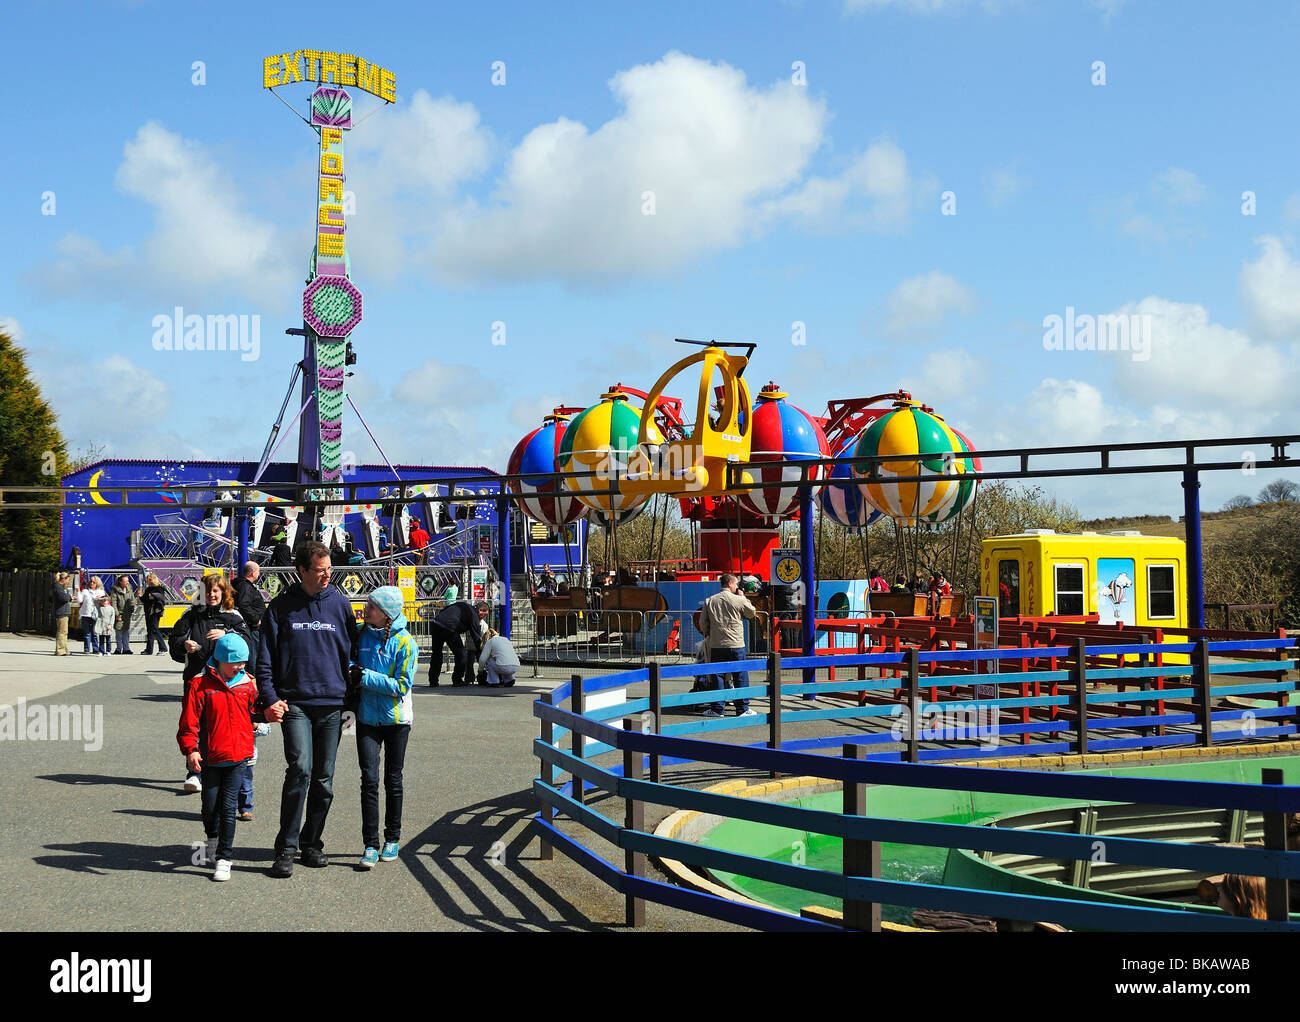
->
[88, 470, 113, 506]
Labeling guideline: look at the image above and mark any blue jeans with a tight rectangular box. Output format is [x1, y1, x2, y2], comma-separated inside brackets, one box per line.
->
[357, 723, 411, 848]
[238, 761, 254, 813]
[115, 628, 131, 653]
[81, 617, 98, 653]
[709, 646, 750, 715]
[144, 616, 165, 654]
[201, 761, 247, 862]
[275, 704, 342, 856]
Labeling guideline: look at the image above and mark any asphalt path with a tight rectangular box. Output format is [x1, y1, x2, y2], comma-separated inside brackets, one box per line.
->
[0, 635, 741, 932]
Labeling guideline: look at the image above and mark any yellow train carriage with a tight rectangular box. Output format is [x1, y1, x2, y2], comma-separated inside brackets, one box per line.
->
[980, 530, 1187, 631]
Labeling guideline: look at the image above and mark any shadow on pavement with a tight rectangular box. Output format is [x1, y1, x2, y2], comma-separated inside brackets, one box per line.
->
[33, 841, 231, 875]
[133, 693, 182, 703]
[114, 808, 202, 822]
[38, 773, 189, 796]
[403, 788, 614, 933]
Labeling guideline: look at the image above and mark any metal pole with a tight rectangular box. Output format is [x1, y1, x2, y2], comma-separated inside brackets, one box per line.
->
[538, 692, 554, 861]
[648, 662, 662, 783]
[235, 508, 249, 569]
[623, 716, 646, 928]
[1262, 767, 1290, 922]
[1182, 469, 1205, 629]
[1073, 637, 1089, 756]
[842, 744, 880, 932]
[497, 496, 512, 639]
[768, 646, 783, 778]
[571, 674, 586, 806]
[906, 648, 920, 763]
[1195, 637, 1214, 747]
[799, 484, 816, 694]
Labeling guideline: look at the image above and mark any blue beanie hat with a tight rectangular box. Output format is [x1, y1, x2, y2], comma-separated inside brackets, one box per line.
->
[212, 633, 250, 664]
[368, 585, 404, 623]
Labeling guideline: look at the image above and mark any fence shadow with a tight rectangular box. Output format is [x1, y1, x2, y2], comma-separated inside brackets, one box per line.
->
[400, 788, 615, 933]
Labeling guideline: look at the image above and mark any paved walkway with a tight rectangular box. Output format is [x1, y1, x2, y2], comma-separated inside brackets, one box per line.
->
[0, 633, 741, 932]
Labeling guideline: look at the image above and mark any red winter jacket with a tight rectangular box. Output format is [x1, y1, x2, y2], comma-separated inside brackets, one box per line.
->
[177, 664, 257, 766]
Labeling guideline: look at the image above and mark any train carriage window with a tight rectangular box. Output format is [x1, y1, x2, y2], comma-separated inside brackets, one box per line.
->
[1148, 564, 1176, 619]
[998, 560, 1019, 617]
[1054, 564, 1085, 617]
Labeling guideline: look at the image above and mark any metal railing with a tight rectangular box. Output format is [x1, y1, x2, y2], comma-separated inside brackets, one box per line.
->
[532, 637, 1300, 931]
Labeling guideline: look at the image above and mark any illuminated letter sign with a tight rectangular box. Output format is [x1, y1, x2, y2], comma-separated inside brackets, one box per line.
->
[263, 51, 396, 103]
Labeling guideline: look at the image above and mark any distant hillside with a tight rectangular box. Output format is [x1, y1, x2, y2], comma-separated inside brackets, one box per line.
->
[1077, 502, 1299, 541]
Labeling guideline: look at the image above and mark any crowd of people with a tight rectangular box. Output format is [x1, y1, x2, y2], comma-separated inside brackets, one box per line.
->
[46, 541, 521, 882]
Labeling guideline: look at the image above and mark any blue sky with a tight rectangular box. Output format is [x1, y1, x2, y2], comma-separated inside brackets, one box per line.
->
[3, 0, 1298, 519]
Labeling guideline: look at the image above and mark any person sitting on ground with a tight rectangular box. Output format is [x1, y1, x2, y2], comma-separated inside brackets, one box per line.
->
[478, 627, 521, 688]
[352, 586, 418, 870]
[426, 599, 490, 687]
[176, 633, 258, 883]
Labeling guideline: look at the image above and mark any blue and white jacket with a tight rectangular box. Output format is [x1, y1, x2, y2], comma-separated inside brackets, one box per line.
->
[356, 611, 418, 726]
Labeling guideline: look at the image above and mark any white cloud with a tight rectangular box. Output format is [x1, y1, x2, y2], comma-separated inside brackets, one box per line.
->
[906, 348, 986, 405]
[1283, 193, 1300, 223]
[35, 123, 294, 307]
[1239, 235, 1300, 339]
[345, 91, 494, 280]
[0, 315, 23, 342]
[1152, 167, 1207, 206]
[1023, 378, 1127, 445]
[1113, 295, 1292, 406]
[763, 140, 916, 232]
[429, 52, 829, 283]
[882, 271, 977, 336]
[984, 164, 1027, 207]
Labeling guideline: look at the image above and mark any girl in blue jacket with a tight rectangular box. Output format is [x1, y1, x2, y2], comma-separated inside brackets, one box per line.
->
[352, 586, 419, 869]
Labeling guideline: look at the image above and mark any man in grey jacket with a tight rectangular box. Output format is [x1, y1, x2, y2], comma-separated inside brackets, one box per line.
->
[698, 574, 759, 718]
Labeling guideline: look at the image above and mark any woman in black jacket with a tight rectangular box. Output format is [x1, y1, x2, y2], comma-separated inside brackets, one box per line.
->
[169, 574, 252, 680]
[169, 573, 251, 794]
[141, 573, 169, 655]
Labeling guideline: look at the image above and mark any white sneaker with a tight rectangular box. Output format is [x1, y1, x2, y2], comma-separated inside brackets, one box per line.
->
[204, 836, 218, 864]
[183, 775, 202, 794]
[736, 709, 759, 718]
[212, 859, 232, 882]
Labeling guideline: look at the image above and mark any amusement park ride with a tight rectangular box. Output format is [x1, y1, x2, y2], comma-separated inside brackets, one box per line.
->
[53, 51, 1238, 656]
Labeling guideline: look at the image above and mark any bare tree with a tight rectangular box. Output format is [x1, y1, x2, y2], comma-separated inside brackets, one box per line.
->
[1222, 494, 1255, 511]
[1258, 479, 1299, 504]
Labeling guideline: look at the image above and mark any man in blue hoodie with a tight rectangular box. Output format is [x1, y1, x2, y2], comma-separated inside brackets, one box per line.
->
[256, 540, 359, 878]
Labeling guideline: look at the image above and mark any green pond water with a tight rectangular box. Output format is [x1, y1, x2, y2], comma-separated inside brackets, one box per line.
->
[704, 755, 1299, 924]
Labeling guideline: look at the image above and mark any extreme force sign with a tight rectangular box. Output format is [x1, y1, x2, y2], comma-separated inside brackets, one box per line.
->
[263, 51, 396, 102]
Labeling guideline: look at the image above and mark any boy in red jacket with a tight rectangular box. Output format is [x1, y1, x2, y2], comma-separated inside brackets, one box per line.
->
[177, 633, 257, 882]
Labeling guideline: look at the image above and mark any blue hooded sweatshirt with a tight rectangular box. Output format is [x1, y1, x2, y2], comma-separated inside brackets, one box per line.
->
[256, 580, 359, 708]
[356, 609, 418, 726]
